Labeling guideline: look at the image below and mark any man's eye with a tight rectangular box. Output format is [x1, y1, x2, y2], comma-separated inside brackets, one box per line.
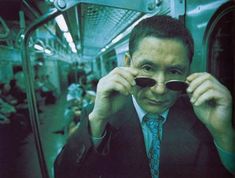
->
[169, 69, 183, 75]
[141, 65, 153, 72]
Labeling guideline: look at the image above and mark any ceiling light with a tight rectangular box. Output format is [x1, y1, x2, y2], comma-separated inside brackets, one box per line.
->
[69, 42, 75, 49]
[64, 32, 73, 43]
[71, 48, 77, 53]
[111, 33, 124, 44]
[34, 44, 44, 51]
[69, 42, 77, 53]
[45, 48, 53, 55]
[55, 14, 68, 32]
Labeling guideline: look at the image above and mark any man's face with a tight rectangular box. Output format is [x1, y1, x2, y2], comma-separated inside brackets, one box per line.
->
[130, 37, 190, 114]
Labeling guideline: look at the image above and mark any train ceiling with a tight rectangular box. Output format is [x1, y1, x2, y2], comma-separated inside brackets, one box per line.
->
[0, 0, 170, 60]
[78, 3, 142, 59]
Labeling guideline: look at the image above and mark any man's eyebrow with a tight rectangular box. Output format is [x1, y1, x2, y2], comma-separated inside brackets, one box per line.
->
[133, 59, 157, 66]
[166, 64, 187, 71]
[134, 59, 187, 70]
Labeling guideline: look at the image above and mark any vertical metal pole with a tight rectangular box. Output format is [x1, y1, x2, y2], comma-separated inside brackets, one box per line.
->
[20, 9, 60, 178]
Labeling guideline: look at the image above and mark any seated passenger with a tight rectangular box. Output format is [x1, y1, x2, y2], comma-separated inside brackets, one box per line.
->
[0, 82, 28, 178]
[9, 79, 28, 116]
[34, 76, 44, 103]
[0, 82, 30, 139]
[0, 83, 16, 122]
[0, 82, 17, 105]
[64, 83, 86, 137]
[8, 79, 32, 136]
[40, 74, 57, 105]
[0, 98, 15, 124]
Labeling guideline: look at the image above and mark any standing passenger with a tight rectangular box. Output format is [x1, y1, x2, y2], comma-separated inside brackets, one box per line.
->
[54, 15, 235, 178]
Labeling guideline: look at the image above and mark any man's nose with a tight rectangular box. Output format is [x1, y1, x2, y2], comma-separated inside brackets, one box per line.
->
[150, 73, 167, 94]
[150, 82, 167, 95]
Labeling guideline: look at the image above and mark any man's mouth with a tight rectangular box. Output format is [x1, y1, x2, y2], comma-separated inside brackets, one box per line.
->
[146, 98, 167, 105]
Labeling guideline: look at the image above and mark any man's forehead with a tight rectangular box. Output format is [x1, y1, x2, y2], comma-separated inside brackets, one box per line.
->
[131, 58, 189, 70]
[132, 37, 189, 60]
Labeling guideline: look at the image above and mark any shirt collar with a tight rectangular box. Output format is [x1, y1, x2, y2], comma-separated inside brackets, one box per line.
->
[132, 95, 168, 124]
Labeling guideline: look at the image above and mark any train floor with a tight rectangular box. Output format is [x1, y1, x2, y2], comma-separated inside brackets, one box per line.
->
[0, 92, 68, 178]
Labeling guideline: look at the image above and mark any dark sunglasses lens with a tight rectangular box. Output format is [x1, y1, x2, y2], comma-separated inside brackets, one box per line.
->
[135, 77, 156, 87]
[165, 80, 188, 91]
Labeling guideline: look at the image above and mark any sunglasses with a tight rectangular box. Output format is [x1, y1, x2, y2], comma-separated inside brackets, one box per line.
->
[135, 77, 188, 92]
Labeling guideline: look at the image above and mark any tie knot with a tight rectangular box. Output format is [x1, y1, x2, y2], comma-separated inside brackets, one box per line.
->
[144, 114, 158, 133]
[144, 114, 163, 134]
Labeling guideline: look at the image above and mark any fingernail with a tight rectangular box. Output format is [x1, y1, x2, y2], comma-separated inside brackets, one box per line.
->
[187, 87, 192, 93]
[190, 97, 195, 103]
[132, 80, 136, 86]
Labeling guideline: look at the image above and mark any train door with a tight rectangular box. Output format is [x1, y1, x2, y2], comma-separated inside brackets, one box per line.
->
[204, 1, 235, 123]
[204, 1, 235, 97]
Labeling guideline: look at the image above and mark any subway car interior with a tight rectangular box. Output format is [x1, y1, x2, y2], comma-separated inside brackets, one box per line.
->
[0, 0, 234, 178]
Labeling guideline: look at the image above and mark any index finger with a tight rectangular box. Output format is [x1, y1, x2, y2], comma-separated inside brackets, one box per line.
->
[186, 72, 205, 82]
[118, 66, 139, 76]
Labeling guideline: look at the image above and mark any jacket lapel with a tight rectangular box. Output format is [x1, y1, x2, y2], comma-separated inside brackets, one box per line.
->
[159, 96, 202, 177]
[108, 96, 151, 178]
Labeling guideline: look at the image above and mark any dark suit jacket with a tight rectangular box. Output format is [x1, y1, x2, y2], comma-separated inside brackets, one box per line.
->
[54, 96, 232, 178]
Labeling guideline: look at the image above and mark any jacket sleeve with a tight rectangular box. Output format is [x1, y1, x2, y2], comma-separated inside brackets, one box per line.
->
[54, 105, 113, 178]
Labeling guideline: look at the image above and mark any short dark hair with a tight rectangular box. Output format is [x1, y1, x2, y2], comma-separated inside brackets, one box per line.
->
[129, 15, 194, 63]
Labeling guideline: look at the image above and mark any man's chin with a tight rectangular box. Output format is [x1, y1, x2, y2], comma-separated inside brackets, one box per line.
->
[142, 105, 169, 114]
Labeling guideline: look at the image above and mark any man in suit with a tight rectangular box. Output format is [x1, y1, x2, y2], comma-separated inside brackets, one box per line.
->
[54, 15, 235, 178]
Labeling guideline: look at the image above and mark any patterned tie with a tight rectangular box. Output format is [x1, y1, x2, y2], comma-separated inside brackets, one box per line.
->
[144, 114, 164, 178]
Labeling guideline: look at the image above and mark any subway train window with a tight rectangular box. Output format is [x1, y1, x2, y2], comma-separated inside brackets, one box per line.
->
[0, 1, 235, 178]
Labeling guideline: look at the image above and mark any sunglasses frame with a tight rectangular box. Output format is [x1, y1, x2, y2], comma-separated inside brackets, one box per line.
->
[135, 77, 188, 92]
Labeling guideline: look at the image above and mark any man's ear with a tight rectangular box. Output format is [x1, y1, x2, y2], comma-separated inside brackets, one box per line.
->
[124, 52, 131, 66]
